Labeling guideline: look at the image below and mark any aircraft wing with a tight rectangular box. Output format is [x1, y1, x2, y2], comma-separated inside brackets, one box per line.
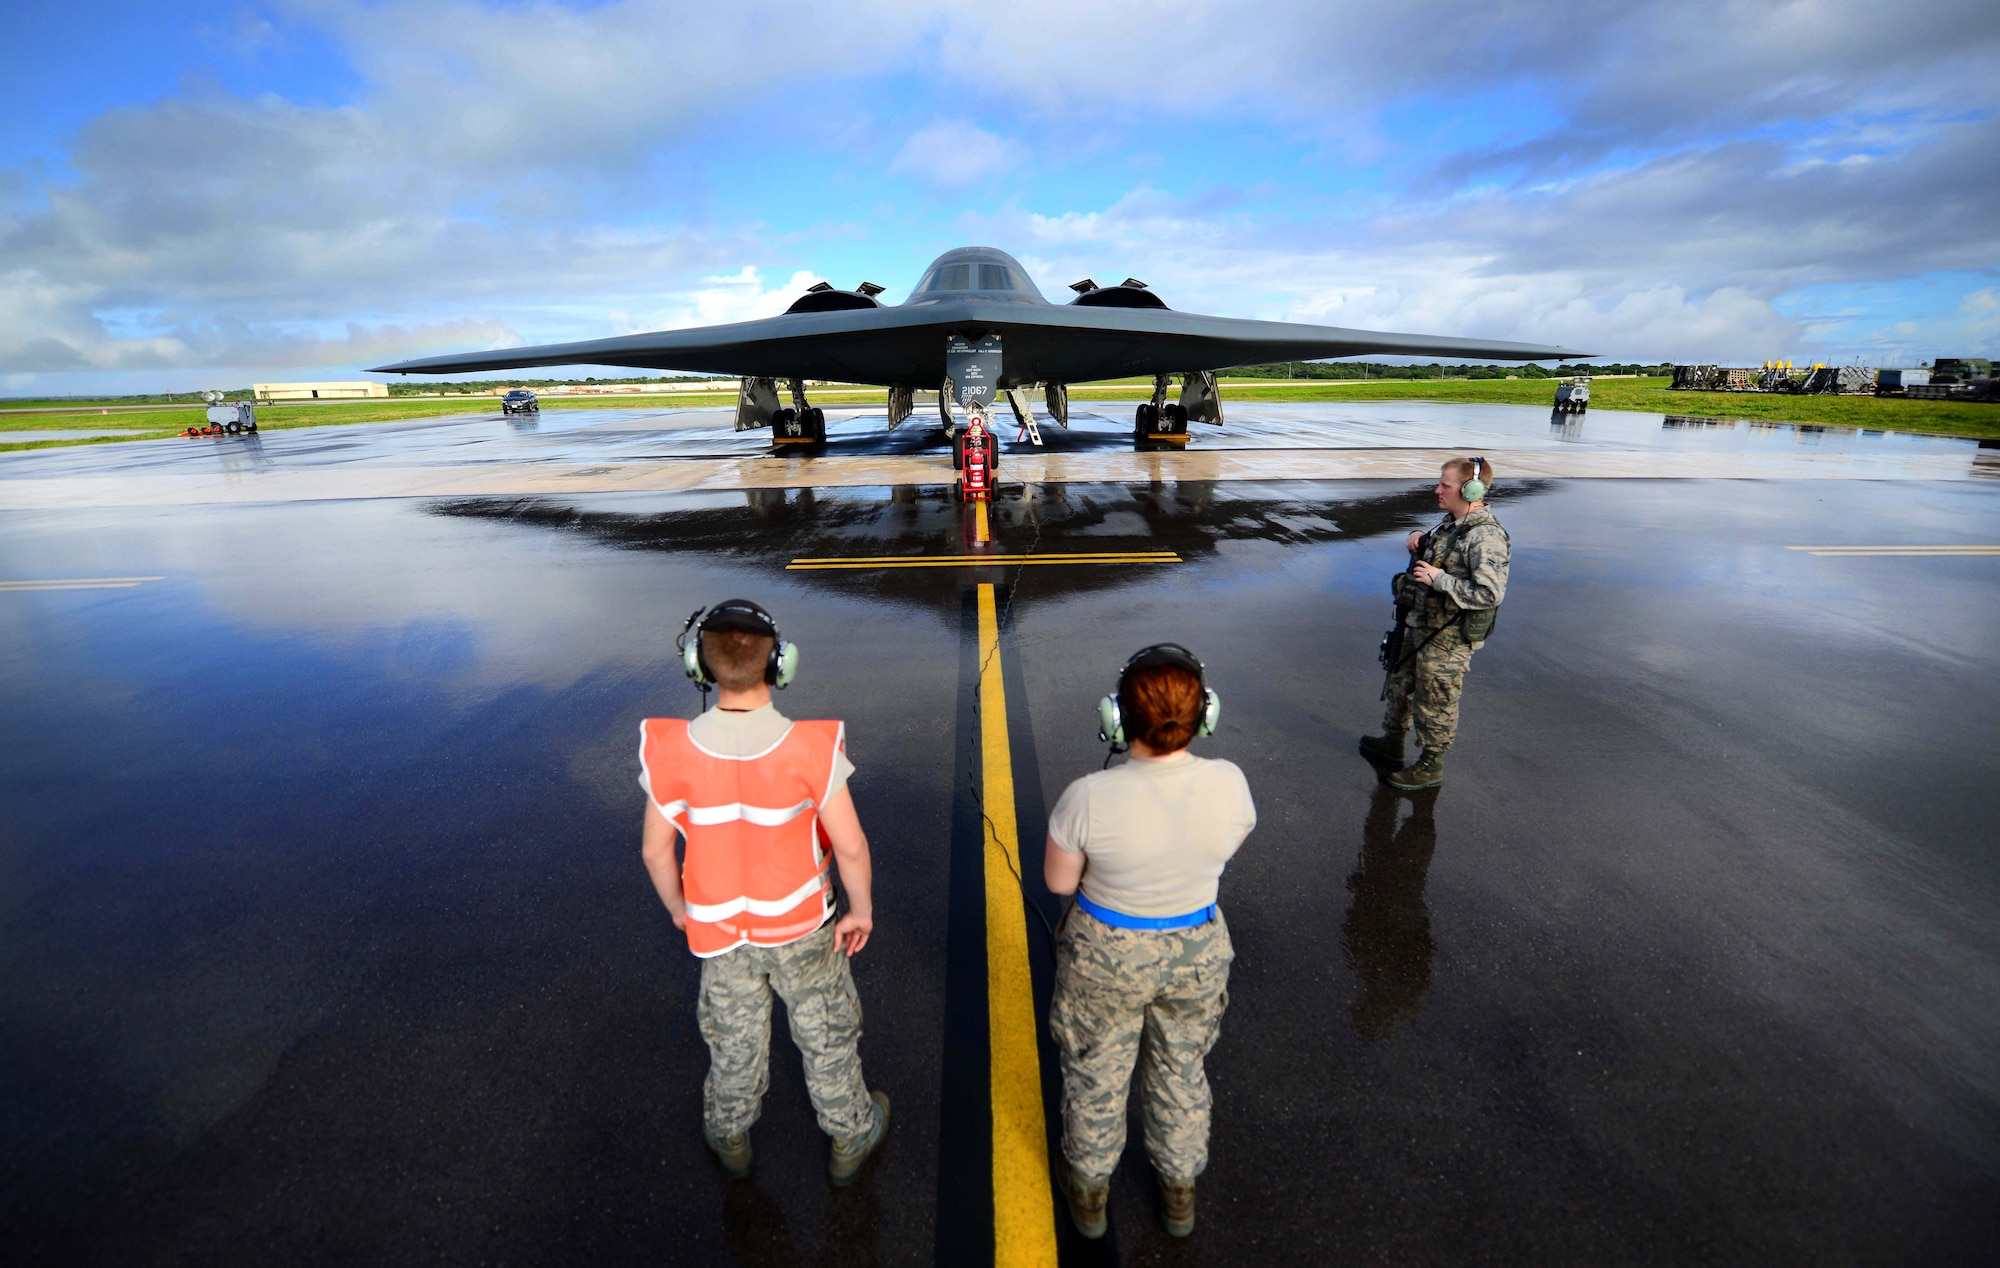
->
[369, 300, 1588, 385]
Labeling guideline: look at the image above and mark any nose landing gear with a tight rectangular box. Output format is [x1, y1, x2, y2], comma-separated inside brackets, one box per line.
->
[1136, 375, 1192, 450]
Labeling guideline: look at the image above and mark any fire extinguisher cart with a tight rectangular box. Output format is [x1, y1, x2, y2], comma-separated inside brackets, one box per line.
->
[955, 413, 997, 502]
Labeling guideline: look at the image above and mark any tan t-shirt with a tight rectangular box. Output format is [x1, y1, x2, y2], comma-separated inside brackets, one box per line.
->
[1047, 752, 1255, 918]
[637, 704, 855, 799]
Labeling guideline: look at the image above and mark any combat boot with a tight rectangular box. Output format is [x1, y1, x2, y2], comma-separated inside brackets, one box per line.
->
[705, 1130, 753, 1180]
[1386, 749, 1445, 790]
[827, 1090, 891, 1187]
[1057, 1157, 1110, 1239]
[1358, 730, 1407, 765]
[1158, 1177, 1196, 1237]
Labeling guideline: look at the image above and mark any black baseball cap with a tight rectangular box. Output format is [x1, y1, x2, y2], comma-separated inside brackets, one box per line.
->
[702, 599, 779, 636]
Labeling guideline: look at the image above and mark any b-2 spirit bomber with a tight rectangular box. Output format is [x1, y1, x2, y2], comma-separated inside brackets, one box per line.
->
[372, 246, 1588, 449]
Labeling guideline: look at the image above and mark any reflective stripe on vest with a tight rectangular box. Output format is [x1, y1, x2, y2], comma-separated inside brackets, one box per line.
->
[639, 716, 846, 958]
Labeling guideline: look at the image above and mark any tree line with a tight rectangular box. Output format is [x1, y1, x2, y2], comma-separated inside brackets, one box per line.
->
[1221, 361, 1670, 380]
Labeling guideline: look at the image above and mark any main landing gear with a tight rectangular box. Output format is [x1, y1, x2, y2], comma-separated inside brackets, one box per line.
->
[771, 377, 828, 452]
[729, 376, 830, 453]
[771, 404, 827, 448]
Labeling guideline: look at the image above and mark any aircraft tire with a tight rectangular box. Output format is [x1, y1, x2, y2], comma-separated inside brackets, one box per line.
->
[1135, 403, 1158, 433]
[805, 407, 827, 445]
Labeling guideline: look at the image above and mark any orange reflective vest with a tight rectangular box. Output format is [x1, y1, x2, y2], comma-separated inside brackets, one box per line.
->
[639, 716, 846, 958]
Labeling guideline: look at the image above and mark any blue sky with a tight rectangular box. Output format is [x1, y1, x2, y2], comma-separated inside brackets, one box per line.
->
[3, 0, 1996, 394]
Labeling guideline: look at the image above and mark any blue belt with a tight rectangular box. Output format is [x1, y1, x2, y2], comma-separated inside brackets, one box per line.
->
[1075, 892, 1216, 931]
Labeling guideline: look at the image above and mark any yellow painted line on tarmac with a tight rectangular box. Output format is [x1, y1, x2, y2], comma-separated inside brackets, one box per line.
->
[793, 551, 1179, 563]
[789, 557, 1178, 570]
[977, 582, 1059, 1267]
[975, 499, 990, 544]
[0, 576, 163, 591]
[788, 552, 1178, 570]
[1788, 545, 2000, 557]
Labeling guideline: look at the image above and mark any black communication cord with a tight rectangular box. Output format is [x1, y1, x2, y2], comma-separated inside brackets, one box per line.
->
[964, 493, 1063, 958]
[676, 606, 712, 714]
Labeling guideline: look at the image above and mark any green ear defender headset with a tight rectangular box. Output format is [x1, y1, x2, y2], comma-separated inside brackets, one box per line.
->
[1461, 456, 1488, 503]
[678, 599, 800, 690]
[1097, 643, 1222, 746]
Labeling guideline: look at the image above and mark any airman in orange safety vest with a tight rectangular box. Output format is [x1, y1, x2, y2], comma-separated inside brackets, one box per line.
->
[638, 599, 890, 1186]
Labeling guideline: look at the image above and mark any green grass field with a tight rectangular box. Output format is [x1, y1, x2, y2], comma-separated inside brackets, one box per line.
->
[1071, 376, 2000, 438]
[4, 377, 1994, 450]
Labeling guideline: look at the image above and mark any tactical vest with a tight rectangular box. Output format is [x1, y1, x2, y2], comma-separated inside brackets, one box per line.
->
[638, 717, 845, 958]
[1396, 514, 1509, 643]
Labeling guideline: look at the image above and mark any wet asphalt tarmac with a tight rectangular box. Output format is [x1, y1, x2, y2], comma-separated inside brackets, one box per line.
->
[3, 428, 1998, 1264]
[7, 399, 1996, 487]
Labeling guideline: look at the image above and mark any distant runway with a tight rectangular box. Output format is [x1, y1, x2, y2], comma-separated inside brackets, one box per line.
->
[0, 401, 1992, 509]
[3, 404, 1997, 1264]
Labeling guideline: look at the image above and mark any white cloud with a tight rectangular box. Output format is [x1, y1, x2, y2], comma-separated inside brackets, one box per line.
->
[890, 121, 1024, 190]
[620, 268, 827, 333]
[962, 108, 2000, 364]
[321, 0, 920, 175]
[932, 0, 2000, 169]
[2, 0, 1997, 387]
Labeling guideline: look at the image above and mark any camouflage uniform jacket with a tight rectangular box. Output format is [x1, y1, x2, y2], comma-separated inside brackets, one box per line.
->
[1397, 507, 1511, 638]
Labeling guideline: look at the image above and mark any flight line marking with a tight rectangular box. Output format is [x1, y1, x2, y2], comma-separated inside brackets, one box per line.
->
[977, 582, 1060, 1266]
[0, 576, 164, 591]
[1788, 545, 2000, 556]
[788, 552, 1179, 570]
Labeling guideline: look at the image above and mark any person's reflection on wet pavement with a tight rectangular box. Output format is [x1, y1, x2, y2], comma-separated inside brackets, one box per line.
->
[820, 1170, 881, 1268]
[1343, 786, 1440, 1041]
[1122, 1225, 1205, 1266]
[722, 1180, 797, 1268]
[720, 1166, 880, 1268]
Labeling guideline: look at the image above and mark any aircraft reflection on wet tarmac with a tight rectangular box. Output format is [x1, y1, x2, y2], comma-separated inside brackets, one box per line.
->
[5, 473, 2000, 1265]
[431, 479, 1472, 616]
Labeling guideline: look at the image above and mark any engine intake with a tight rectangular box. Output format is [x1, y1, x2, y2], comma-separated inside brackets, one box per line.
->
[1068, 277, 1168, 310]
[785, 284, 885, 314]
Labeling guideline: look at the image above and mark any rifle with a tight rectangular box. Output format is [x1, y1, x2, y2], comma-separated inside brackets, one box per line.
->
[1378, 519, 1456, 700]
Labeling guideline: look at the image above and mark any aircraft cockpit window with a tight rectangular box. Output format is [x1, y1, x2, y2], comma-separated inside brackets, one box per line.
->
[924, 264, 972, 292]
[919, 261, 1031, 293]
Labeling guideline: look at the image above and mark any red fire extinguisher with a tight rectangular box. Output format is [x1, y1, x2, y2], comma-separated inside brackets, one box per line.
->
[956, 415, 995, 502]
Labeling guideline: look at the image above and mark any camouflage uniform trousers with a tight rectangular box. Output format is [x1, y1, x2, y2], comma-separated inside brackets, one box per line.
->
[1048, 905, 1234, 1185]
[696, 920, 874, 1140]
[1382, 620, 1476, 754]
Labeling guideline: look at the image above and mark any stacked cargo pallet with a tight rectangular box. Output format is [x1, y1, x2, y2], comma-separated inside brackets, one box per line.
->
[1673, 363, 1874, 395]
